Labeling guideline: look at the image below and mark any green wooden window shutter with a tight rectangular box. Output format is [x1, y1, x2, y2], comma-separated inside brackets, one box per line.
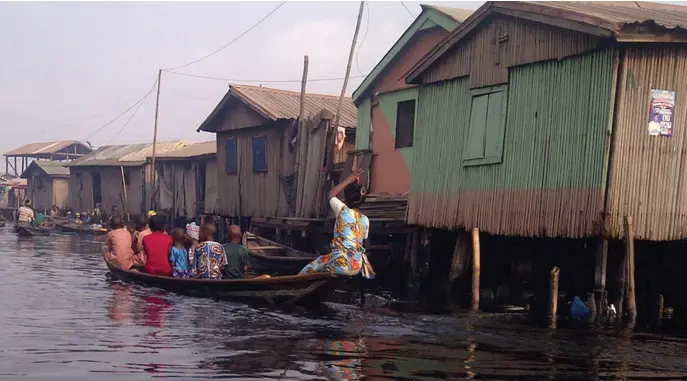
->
[465, 94, 489, 160]
[463, 85, 508, 166]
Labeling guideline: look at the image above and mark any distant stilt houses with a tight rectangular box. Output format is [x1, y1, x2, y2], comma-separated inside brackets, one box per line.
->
[149, 141, 219, 219]
[197, 84, 357, 219]
[65, 141, 186, 216]
[1, 141, 91, 211]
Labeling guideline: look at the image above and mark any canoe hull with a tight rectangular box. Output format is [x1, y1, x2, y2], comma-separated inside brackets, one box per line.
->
[243, 233, 317, 276]
[55, 223, 108, 235]
[104, 258, 342, 306]
[15, 225, 51, 237]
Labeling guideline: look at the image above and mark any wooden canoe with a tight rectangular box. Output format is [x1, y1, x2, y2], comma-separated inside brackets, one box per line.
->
[243, 232, 317, 276]
[15, 224, 52, 237]
[55, 222, 108, 235]
[104, 257, 342, 306]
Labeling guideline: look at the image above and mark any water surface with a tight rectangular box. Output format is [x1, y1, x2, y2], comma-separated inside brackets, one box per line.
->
[1, 228, 686, 380]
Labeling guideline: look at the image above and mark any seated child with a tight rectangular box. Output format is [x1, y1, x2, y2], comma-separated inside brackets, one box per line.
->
[169, 228, 191, 278]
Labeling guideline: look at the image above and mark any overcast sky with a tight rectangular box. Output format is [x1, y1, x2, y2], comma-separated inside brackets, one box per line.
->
[0, 1, 484, 155]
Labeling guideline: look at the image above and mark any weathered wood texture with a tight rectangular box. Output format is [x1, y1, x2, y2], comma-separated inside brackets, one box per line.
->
[421, 14, 605, 88]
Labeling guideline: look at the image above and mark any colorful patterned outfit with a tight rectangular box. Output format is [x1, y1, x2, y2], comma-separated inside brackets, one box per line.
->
[299, 198, 375, 279]
[191, 241, 227, 279]
[169, 246, 192, 278]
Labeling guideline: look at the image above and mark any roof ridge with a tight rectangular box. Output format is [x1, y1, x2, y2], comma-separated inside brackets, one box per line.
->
[229, 83, 349, 100]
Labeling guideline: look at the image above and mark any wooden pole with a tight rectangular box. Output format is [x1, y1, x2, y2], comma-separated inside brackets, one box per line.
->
[549, 266, 560, 328]
[332, 1, 364, 134]
[656, 293, 664, 328]
[623, 215, 637, 326]
[294, 55, 309, 214]
[150, 69, 162, 210]
[120, 166, 129, 221]
[471, 227, 481, 312]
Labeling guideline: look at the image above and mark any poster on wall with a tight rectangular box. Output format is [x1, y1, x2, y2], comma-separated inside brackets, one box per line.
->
[648, 89, 675, 137]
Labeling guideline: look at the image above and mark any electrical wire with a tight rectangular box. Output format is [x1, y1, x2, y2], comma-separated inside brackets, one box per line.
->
[103, 90, 154, 145]
[164, 70, 365, 83]
[82, 77, 158, 141]
[163, 2, 286, 71]
[355, 2, 370, 77]
[401, 1, 416, 18]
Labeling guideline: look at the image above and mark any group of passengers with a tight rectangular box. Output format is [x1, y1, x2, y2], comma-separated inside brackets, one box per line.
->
[104, 211, 251, 280]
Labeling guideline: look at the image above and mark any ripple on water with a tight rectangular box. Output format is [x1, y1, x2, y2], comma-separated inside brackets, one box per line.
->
[1, 227, 687, 380]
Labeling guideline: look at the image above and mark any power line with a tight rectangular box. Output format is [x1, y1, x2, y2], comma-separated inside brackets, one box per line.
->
[82, 77, 159, 141]
[104, 90, 154, 145]
[355, 2, 370, 77]
[401, 1, 416, 18]
[163, 2, 286, 71]
[164, 70, 365, 83]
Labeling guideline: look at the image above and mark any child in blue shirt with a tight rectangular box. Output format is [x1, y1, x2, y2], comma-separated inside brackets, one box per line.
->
[169, 228, 191, 278]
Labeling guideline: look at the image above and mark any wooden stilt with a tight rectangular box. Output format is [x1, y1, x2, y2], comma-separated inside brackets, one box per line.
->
[623, 215, 637, 327]
[594, 237, 608, 289]
[448, 230, 470, 306]
[549, 266, 560, 328]
[471, 228, 480, 312]
[656, 293, 664, 328]
[408, 228, 419, 291]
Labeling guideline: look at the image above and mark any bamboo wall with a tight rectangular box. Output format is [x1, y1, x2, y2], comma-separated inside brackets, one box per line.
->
[408, 50, 615, 237]
[606, 46, 687, 241]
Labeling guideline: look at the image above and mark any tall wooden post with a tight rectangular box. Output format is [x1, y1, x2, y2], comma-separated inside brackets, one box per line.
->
[332, 1, 364, 133]
[471, 227, 481, 312]
[549, 266, 560, 328]
[294, 55, 309, 214]
[150, 69, 162, 210]
[120, 166, 129, 221]
[623, 215, 637, 327]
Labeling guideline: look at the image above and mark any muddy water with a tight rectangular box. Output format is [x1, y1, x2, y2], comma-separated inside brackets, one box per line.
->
[1, 227, 687, 380]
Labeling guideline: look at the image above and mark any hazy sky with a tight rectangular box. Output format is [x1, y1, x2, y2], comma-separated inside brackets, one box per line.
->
[0, 1, 483, 155]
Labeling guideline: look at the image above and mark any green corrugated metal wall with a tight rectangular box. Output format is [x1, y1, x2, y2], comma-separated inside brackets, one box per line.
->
[355, 98, 371, 150]
[409, 49, 616, 237]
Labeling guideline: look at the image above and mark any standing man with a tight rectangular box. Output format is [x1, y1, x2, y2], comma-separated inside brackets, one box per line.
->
[222, 225, 251, 279]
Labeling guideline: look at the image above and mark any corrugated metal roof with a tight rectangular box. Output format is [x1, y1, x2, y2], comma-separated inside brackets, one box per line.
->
[407, 1, 687, 84]
[67, 141, 187, 167]
[198, 84, 357, 132]
[4, 141, 90, 157]
[21, 160, 70, 178]
[422, 4, 474, 23]
[529, 1, 687, 31]
[153, 141, 216, 160]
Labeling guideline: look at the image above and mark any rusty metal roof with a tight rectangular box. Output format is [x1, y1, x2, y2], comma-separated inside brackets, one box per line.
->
[407, 1, 687, 83]
[527, 1, 687, 31]
[198, 84, 357, 132]
[153, 141, 216, 160]
[20, 160, 70, 178]
[67, 141, 187, 167]
[4, 141, 91, 158]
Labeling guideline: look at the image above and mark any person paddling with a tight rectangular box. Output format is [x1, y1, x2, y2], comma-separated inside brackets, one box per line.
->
[299, 168, 374, 279]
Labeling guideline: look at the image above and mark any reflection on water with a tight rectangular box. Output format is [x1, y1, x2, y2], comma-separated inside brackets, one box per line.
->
[1, 227, 687, 380]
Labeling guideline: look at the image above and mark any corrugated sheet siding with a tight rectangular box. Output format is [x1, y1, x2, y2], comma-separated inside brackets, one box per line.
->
[606, 46, 687, 241]
[422, 14, 604, 88]
[356, 98, 371, 150]
[409, 50, 615, 237]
